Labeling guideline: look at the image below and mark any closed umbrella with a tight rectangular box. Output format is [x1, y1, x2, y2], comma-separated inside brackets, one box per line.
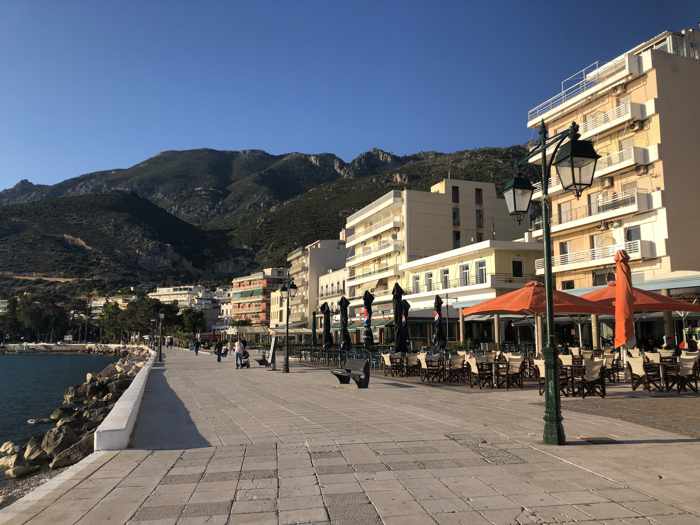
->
[614, 250, 635, 352]
[339, 296, 351, 357]
[362, 290, 375, 350]
[320, 302, 332, 351]
[400, 299, 411, 353]
[311, 311, 318, 346]
[432, 295, 446, 353]
[392, 283, 404, 353]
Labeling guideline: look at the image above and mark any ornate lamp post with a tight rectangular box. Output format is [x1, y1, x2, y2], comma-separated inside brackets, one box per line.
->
[504, 121, 599, 445]
[281, 279, 297, 373]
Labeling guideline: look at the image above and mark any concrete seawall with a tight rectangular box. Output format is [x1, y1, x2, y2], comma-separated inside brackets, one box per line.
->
[94, 347, 156, 451]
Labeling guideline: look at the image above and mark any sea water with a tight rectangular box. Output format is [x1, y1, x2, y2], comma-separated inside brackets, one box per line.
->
[0, 353, 116, 445]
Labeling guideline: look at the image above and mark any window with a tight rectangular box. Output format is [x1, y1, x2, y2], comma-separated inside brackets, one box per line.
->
[475, 188, 483, 205]
[559, 241, 570, 255]
[459, 264, 470, 286]
[558, 201, 572, 224]
[425, 272, 433, 292]
[452, 207, 460, 226]
[475, 209, 484, 228]
[451, 186, 459, 203]
[593, 269, 614, 286]
[625, 225, 641, 243]
[512, 260, 523, 278]
[440, 269, 450, 289]
[475, 232, 484, 242]
[561, 280, 575, 290]
[412, 275, 420, 293]
[476, 260, 487, 284]
[452, 230, 461, 249]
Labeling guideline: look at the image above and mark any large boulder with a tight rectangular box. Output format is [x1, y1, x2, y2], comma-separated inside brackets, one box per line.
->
[24, 437, 48, 464]
[107, 378, 131, 396]
[0, 441, 19, 456]
[49, 407, 69, 421]
[49, 432, 94, 469]
[0, 453, 23, 471]
[41, 426, 78, 457]
[5, 464, 39, 479]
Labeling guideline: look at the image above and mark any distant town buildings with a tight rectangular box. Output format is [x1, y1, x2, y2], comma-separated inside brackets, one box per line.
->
[286, 240, 346, 331]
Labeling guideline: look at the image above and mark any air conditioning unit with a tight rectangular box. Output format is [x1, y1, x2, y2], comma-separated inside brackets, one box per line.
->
[635, 165, 649, 176]
[630, 120, 644, 131]
[598, 221, 608, 231]
[603, 177, 614, 188]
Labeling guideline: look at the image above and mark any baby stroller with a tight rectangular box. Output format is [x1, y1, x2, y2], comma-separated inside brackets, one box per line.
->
[240, 349, 251, 368]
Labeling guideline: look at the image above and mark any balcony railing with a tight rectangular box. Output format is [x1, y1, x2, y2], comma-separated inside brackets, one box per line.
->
[580, 102, 631, 136]
[346, 216, 401, 245]
[531, 190, 645, 232]
[407, 273, 537, 294]
[535, 240, 641, 271]
[528, 56, 627, 121]
[532, 147, 636, 195]
[347, 240, 402, 264]
[347, 264, 398, 283]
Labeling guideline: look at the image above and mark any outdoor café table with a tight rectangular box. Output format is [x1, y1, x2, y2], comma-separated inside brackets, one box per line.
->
[659, 361, 680, 391]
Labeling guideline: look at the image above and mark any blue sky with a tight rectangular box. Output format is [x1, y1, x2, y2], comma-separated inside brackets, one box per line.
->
[1, 1, 698, 189]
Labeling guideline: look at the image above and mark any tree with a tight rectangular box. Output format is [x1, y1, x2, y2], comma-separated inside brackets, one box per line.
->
[180, 308, 206, 334]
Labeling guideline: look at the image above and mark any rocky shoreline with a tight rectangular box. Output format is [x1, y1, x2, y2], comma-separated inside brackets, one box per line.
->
[0, 343, 123, 355]
[0, 346, 151, 509]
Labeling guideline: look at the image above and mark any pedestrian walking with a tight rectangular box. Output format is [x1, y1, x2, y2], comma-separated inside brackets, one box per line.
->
[215, 340, 222, 362]
[194, 340, 200, 356]
[234, 338, 243, 369]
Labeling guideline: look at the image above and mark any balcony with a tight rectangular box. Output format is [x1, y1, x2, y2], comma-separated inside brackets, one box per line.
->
[346, 191, 402, 228]
[406, 274, 538, 295]
[346, 216, 402, 247]
[346, 264, 399, 287]
[346, 240, 403, 267]
[532, 146, 657, 198]
[528, 55, 635, 124]
[535, 239, 655, 274]
[530, 190, 656, 236]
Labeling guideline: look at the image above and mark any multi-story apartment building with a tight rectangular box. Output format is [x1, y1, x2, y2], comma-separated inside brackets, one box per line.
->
[527, 27, 700, 299]
[89, 295, 133, 317]
[148, 285, 208, 309]
[400, 240, 541, 346]
[227, 268, 287, 335]
[344, 179, 527, 322]
[287, 240, 346, 329]
[269, 289, 287, 331]
[318, 267, 347, 310]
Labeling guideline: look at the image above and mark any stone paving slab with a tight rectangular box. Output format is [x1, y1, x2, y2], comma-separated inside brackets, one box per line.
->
[1, 349, 700, 524]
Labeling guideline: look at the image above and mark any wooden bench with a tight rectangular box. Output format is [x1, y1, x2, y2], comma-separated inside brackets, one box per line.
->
[331, 358, 370, 388]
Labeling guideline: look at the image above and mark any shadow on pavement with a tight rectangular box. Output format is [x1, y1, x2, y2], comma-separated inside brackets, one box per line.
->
[130, 366, 210, 450]
[567, 437, 700, 446]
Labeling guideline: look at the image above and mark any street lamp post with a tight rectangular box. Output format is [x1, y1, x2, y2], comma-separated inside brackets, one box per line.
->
[281, 279, 298, 373]
[504, 121, 599, 445]
[158, 312, 165, 363]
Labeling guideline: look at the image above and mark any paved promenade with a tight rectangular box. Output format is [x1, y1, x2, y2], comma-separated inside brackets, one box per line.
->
[1, 349, 699, 524]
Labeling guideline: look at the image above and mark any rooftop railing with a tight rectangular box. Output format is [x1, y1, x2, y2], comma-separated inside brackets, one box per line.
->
[528, 56, 627, 121]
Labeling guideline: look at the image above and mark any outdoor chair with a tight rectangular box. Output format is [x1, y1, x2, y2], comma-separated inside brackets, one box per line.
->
[582, 350, 593, 360]
[446, 354, 467, 383]
[504, 355, 524, 389]
[603, 352, 622, 382]
[558, 355, 576, 396]
[628, 356, 661, 392]
[405, 353, 420, 377]
[658, 348, 676, 361]
[381, 353, 392, 376]
[575, 358, 606, 398]
[568, 347, 581, 357]
[417, 352, 442, 382]
[533, 359, 546, 395]
[390, 353, 404, 376]
[645, 352, 661, 364]
[466, 355, 491, 389]
[668, 356, 698, 393]
[627, 347, 642, 358]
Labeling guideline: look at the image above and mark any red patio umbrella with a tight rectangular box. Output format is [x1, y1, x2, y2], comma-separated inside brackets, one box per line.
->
[581, 281, 700, 313]
[461, 281, 612, 316]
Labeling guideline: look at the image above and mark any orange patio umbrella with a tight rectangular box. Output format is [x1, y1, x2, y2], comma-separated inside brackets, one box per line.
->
[461, 281, 612, 317]
[581, 280, 700, 313]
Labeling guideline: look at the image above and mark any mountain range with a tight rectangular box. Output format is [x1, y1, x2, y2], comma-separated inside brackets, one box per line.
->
[0, 145, 528, 296]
